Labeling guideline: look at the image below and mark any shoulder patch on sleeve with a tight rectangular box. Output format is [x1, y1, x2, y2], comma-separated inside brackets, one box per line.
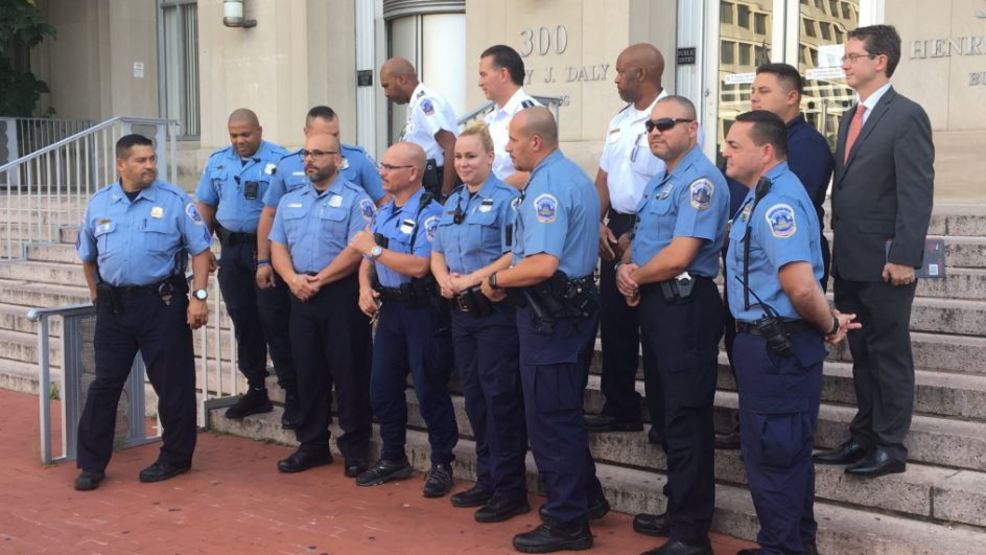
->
[185, 202, 205, 226]
[359, 197, 376, 222]
[689, 178, 714, 210]
[421, 98, 435, 115]
[533, 193, 558, 224]
[424, 215, 439, 241]
[764, 203, 797, 238]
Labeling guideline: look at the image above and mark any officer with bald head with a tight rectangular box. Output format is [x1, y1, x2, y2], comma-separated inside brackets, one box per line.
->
[195, 109, 292, 421]
[480, 107, 608, 553]
[380, 56, 459, 199]
[590, 43, 670, 445]
[350, 141, 458, 499]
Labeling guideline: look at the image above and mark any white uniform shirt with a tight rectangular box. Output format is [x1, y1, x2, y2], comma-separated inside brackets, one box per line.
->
[598, 89, 669, 214]
[400, 82, 458, 166]
[484, 88, 541, 180]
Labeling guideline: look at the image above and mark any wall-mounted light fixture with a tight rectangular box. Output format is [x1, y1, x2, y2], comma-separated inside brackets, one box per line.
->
[223, 0, 257, 28]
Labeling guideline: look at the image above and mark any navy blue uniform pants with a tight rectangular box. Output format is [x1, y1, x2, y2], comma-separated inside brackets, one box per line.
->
[598, 212, 664, 426]
[517, 302, 603, 525]
[452, 304, 527, 501]
[638, 278, 722, 543]
[733, 330, 824, 555]
[289, 274, 372, 461]
[371, 300, 457, 464]
[77, 290, 197, 472]
[218, 239, 295, 392]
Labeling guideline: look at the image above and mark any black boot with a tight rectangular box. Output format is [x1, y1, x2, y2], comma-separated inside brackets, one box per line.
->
[281, 391, 301, 430]
[513, 520, 592, 553]
[224, 387, 273, 419]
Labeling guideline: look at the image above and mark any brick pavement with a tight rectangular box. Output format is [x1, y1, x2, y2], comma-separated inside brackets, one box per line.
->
[0, 389, 754, 554]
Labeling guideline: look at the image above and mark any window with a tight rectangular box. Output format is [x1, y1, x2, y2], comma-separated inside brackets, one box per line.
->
[721, 41, 735, 64]
[159, 1, 200, 138]
[829, 0, 839, 15]
[820, 22, 831, 40]
[754, 45, 767, 65]
[737, 5, 750, 29]
[739, 43, 751, 66]
[754, 13, 768, 35]
[720, 1, 733, 24]
[803, 19, 817, 38]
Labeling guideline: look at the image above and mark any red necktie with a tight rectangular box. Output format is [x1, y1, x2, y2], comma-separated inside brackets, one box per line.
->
[844, 105, 866, 163]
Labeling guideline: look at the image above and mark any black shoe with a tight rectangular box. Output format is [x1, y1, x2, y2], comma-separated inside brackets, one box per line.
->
[356, 458, 413, 487]
[224, 387, 273, 419]
[641, 538, 712, 555]
[344, 458, 368, 478]
[585, 414, 644, 432]
[845, 448, 905, 478]
[633, 512, 671, 537]
[812, 439, 866, 465]
[648, 425, 665, 445]
[74, 470, 105, 491]
[539, 497, 609, 522]
[513, 521, 592, 553]
[138, 460, 190, 483]
[281, 392, 301, 430]
[423, 462, 453, 498]
[451, 485, 493, 508]
[714, 430, 741, 450]
[277, 449, 332, 473]
[475, 496, 530, 523]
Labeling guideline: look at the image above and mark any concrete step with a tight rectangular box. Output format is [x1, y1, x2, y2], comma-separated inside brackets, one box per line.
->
[0, 278, 90, 307]
[927, 204, 986, 237]
[711, 356, 986, 421]
[400, 390, 986, 523]
[916, 268, 986, 300]
[0, 260, 84, 286]
[208, 406, 986, 555]
[0, 302, 63, 337]
[909, 296, 986, 337]
[937, 235, 986, 269]
[24, 242, 78, 264]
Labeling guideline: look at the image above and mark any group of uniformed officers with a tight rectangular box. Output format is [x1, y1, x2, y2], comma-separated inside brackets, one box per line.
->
[73, 24, 935, 555]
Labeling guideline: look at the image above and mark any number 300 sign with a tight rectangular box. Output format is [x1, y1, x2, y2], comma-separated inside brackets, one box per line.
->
[519, 25, 569, 57]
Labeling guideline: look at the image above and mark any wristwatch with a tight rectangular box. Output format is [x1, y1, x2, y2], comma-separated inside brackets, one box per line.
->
[369, 245, 384, 260]
[488, 272, 500, 289]
[193, 288, 209, 301]
[825, 314, 840, 336]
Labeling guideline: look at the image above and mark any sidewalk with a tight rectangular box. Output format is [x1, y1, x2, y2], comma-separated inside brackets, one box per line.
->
[0, 388, 754, 554]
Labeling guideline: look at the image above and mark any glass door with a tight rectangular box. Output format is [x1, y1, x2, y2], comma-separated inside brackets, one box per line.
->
[713, 0, 870, 161]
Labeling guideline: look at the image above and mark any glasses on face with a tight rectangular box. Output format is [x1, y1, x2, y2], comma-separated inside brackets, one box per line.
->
[300, 149, 338, 159]
[841, 52, 877, 64]
[377, 163, 415, 172]
[645, 117, 694, 133]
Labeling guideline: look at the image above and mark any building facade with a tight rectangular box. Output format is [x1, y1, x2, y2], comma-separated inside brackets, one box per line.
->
[25, 0, 986, 201]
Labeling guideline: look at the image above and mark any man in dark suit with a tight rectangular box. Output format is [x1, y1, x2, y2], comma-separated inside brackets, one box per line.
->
[812, 25, 934, 478]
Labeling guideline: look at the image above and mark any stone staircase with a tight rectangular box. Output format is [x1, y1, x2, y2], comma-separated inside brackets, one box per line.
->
[1, 205, 985, 554]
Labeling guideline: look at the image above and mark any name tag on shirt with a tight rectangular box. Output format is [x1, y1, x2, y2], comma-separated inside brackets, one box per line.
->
[399, 219, 416, 235]
[479, 199, 494, 213]
[287, 203, 303, 208]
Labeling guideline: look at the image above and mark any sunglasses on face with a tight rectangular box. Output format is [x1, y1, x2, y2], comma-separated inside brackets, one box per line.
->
[645, 117, 694, 133]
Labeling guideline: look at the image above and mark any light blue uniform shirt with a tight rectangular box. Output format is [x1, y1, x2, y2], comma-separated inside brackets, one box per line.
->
[371, 188, 442, 288]
[631, 145, 730, 277]
[726, 161, 824, 322]
[511, 149, 600, 278]
[195, 140, 288, 232]
[263, 144, 384, 209]
[432, 175, 518, 275]
[77, 180, 212, 286]
[269, 175, 375, 274]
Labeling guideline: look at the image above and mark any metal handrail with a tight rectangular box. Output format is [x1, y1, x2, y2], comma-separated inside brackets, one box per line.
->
[0, 116, 177, 173]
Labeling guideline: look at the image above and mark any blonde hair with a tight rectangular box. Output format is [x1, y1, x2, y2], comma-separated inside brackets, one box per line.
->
[458, 122, 495, 154]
